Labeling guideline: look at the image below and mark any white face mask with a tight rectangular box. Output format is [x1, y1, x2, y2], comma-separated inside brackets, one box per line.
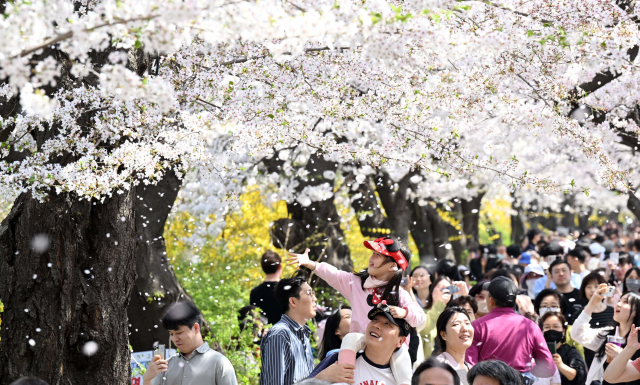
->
[526, 279, 538, 298]
[477, 300, 489, 313]
[539, 307, 561, 318]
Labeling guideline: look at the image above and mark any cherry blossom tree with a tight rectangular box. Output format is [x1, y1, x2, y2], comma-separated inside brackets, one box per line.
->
[3, 0, 640, 382]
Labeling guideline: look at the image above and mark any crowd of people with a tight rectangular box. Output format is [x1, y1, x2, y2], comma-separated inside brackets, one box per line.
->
[16, 223, 640, 385]
[245, 223, 640, 385]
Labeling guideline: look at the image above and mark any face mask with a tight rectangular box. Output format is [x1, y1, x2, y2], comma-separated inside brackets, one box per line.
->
[539, 307, 561, 318]
[477, 300, 488, 313]
[543, 330, 564, 344]
[627, 279, 640, 293]
[497, 253, 506, 260]
[526, 279, 538, 297]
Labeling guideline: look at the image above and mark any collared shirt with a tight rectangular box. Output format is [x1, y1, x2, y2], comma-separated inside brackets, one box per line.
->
[465, 307, 555, 379]
[152, 342, 237, 385]
[259, 314, 314, 385]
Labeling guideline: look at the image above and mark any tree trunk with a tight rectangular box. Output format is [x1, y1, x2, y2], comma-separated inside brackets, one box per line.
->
[269, 153, 352, 281]
[409, 201, 450, 265]
[461, 193, 484, 250]
[127, 170, 208, 352]
[0, 191, 136, 384]
[628, 193, 640, 221]
[374, 172, 413, 242]
[510, 203, 527, 245]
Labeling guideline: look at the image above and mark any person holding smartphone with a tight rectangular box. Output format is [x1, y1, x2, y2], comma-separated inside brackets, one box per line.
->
[143, 302, 237, 385]
[539, 312, 587, 385]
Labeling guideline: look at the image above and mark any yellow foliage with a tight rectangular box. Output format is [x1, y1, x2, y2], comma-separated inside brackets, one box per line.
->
[165, 185, 290, 289]
[479, 196, 512, 245]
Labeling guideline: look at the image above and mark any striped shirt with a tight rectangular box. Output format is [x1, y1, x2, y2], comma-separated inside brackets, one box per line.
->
[259, 314, 314, 385]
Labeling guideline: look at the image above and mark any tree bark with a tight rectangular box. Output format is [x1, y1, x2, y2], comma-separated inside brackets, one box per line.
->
[127, 169, 208, 352]
[628, 192, 640, 221]
[0, 191, 136, 384]
[510, 198, 527, 245]
[269, 153, 352, 281]
[461, 193, 484, 250]
[409, 201, 450, 265]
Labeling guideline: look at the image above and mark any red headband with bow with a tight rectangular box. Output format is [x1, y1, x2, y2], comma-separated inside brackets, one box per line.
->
[363, 236, 408, 271]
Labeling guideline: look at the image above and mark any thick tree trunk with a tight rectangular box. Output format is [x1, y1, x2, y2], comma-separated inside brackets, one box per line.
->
[127, 170, 208, 352]
[348, 174, 392, 238]
[409, 201, 450, 265]
[511, 204, 527, 245]
[0, 191, 136, 384]
[628, 193, 640, 221]
[375, 172, 413, 242]
[461, 193, 484, 250]
[269, 153, 352, 280]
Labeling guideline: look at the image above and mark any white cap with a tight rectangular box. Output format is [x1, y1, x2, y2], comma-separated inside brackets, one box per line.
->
[589, 243, 606, 256]
[524, 264, 545, 276]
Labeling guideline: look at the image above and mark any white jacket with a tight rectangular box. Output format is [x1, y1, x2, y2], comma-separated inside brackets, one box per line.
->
[570, 311, 614, 385]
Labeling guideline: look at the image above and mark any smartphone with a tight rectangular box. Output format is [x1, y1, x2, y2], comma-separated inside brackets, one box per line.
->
[610, 253, 620, 265]
[444, 285, 460, 294]
[547, 342, 556, 354]
[153, 344, 165, 360]
[603, 286, 616, 297]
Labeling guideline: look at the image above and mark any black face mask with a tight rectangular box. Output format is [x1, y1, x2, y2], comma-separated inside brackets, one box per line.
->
[543, 330, 564, 343]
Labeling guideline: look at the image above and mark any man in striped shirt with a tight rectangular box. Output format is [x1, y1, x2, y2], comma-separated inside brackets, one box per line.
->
[259, 276, 318, 385]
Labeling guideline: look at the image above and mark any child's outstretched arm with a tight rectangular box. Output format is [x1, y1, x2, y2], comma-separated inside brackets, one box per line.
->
[287, 249, 358, 301]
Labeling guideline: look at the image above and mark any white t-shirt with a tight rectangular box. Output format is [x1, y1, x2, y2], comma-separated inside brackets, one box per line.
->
[337, 354, 397, 385]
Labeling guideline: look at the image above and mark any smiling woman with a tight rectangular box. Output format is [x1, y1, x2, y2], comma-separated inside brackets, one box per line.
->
[434, 307, 475, 385]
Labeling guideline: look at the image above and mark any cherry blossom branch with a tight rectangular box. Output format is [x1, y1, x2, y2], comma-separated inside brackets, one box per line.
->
[14, 15, 159, 59]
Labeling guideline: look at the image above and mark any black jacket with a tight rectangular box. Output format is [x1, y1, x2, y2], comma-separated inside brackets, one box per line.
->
[557, 344, 587, 385]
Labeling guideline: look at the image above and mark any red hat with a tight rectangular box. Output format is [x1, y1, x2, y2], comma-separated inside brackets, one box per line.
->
[363, 237, 408, 271]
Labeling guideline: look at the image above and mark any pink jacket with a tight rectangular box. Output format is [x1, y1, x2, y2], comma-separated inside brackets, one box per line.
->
[315, 262, 426, 334]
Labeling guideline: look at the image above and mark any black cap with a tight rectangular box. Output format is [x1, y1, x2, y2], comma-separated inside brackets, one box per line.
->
[488, 276, 517, 306]
[367, 303, 411, 337]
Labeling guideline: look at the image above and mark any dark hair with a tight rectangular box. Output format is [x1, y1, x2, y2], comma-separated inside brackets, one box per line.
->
[318, 305, 351, 360]
[539, 311, 568, 343]
[9, 378, 49, 385]
[412, 357, 461, 385]
[567, 247, 588, 264]
[261, 250, 282, 275]
[238, 305, 259, 322]
[410, 265, 432, 309]
[579, 272, 606, 300]
[435, 259, 462, 281]
[533, 289, 566, 315]
[480, 244, 497, 257]
[527, 229, 542, 242]
[490, 268, 517, 284]
[619, 255, 632, 266]
[506, 245, 522, 259]
[275, 276, 307, 313]
[467, 360, 523, 385]
[162, 301, 203, 331]
[355, 236, 410, 307]
[436, 306, 471, 353]
[634, 239, 640, 251]
[426, 276, 452, 310]
[549, 258, 571, 276]
[448, 295, 478, 314]
[540, 242, 564, 257]
[624, 268, 640, 293]
[595, 292, 640, 359]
